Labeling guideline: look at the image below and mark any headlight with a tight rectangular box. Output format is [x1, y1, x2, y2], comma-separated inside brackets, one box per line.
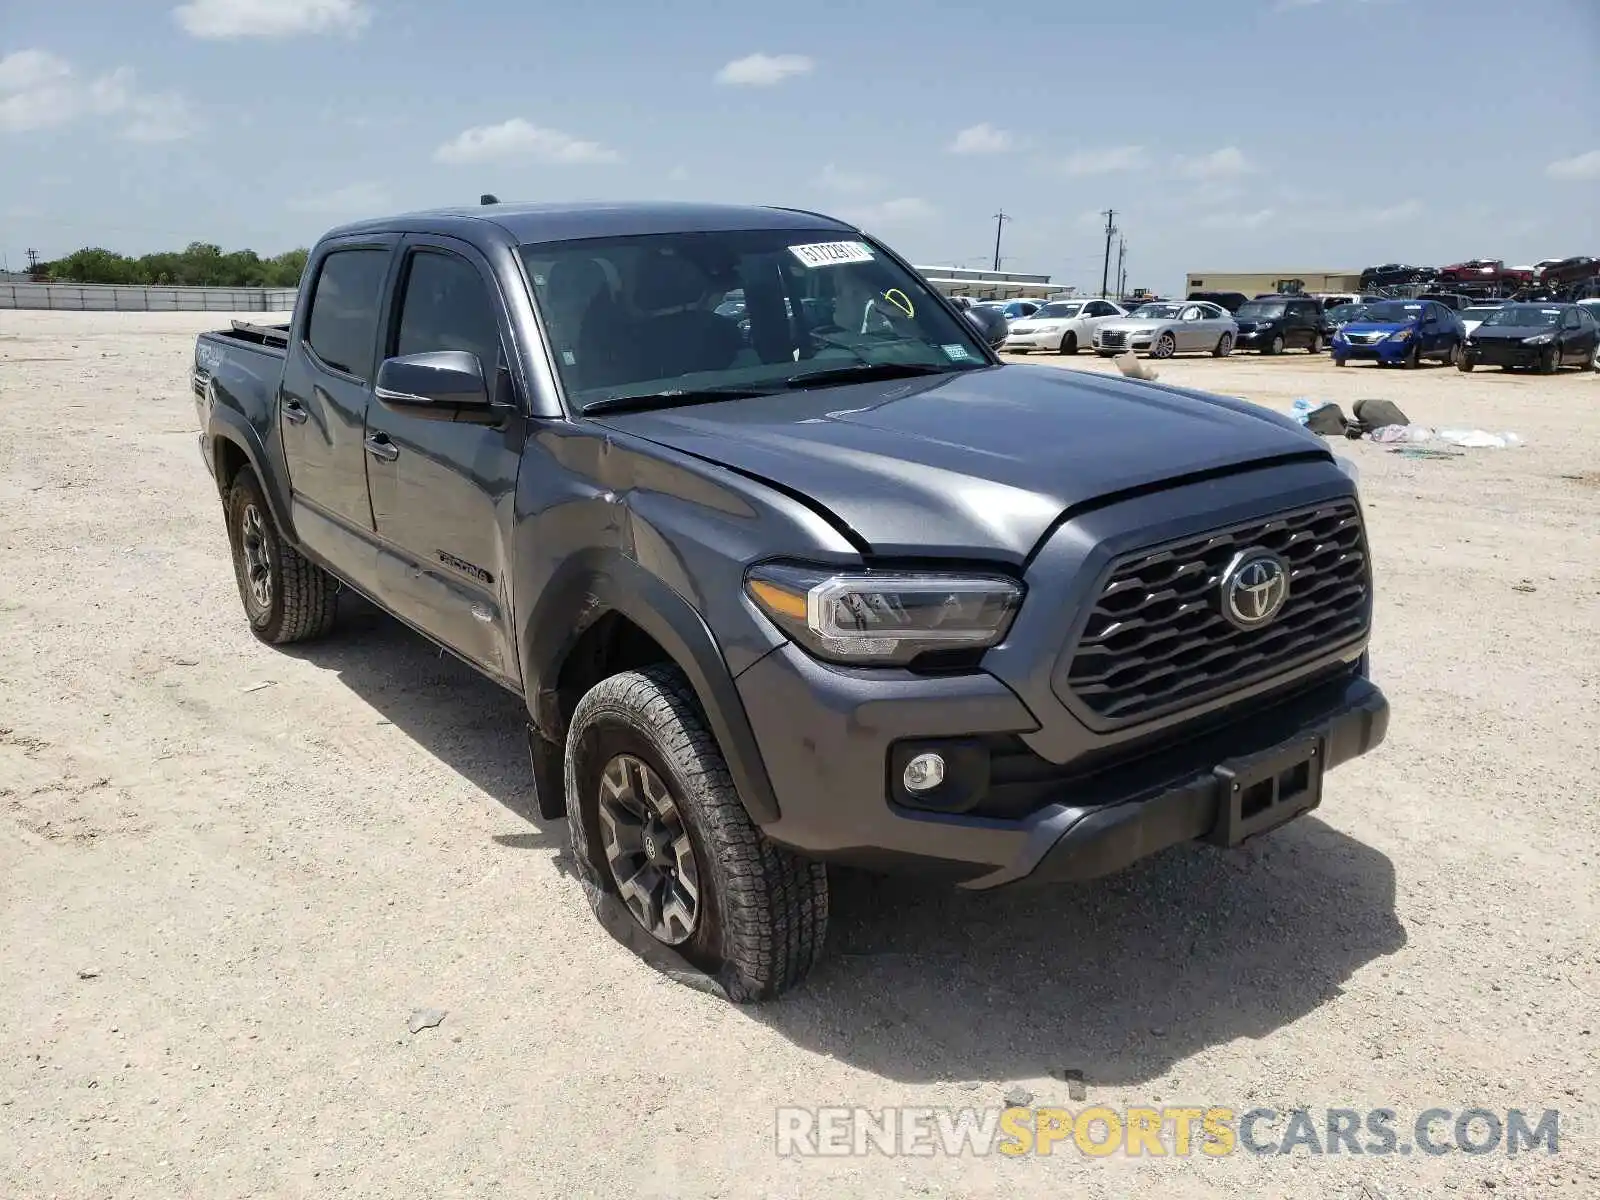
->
[744, 563, 1023, 666]
[1523, 333, 1554, 345]
[1385, 328, 1412, 342]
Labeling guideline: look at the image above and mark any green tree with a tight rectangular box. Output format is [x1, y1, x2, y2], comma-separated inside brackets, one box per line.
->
[40, 242, 313, 288]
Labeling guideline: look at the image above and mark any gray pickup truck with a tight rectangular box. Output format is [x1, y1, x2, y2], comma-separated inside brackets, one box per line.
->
[191, 200, 1388, 1000]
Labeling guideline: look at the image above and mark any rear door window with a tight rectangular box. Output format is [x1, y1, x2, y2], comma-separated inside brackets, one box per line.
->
[305, 248, 390, 380]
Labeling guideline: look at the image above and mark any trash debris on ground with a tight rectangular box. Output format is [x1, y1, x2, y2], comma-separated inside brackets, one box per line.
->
[1113, 351, 1158, 381]
[407, 1008, 447, 1034]
[1003, 1086, 1035, 1108]
[1389, 447, 1464, 460]
[1291, 398, 1349, 435]
[1435, 429, 1522, 449]
[1371, 424, 1435, 444]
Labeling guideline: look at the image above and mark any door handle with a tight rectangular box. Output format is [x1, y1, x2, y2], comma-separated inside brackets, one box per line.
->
[283, 399, 309, 425]
[364, 433, 399, 462]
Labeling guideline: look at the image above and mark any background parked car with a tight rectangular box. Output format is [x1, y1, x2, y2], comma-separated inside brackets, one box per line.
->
[1332, 299, 1465, 369]
[1186, 290, 1249, 312]
[1458, 302, 1505, 338]
[1003, 297, 1126, 354]
[1417, 292, 1473, 311]
[1460, 303, 1600, 373]
[1321, 302, 1368, 344]
[1232, 295, 1324, 354]
[1092, 301, 1237, 359]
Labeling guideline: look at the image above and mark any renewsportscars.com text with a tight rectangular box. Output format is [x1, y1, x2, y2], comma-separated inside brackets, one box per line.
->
[775, 1105, 1560, 1158]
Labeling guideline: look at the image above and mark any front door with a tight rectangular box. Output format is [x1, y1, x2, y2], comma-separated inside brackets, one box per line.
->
[278, 240, 396, 536]
[362, 237, 525, 683]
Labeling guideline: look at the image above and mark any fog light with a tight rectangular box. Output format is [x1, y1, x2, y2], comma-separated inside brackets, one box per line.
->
[903, 752, 946, 792]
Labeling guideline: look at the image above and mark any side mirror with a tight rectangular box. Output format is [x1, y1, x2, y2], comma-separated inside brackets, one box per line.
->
[375, 351, 495, 421]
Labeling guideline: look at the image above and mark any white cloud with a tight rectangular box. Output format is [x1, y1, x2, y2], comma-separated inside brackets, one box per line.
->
[1546, 150, 1600, 181]
[288, 181, 391, 213]
[1173, 146, 1253, 180]
[1058, 145, 1148, 176]
[839, 197, 935, 228]
[434, 118, 620, 165]
[0, 50, 197, 140]
[714, 53, 813, 86]
[816, 162, 881, 194]
[948, 123, 1015, 155]
[173, 0, 371, 39]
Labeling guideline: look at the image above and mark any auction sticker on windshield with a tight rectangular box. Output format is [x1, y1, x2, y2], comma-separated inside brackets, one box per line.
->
[789, 241, 875, 268]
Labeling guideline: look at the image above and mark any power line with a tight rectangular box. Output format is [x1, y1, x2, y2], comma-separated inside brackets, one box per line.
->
[1099, 210, 1117, 299]
[991, 211, 1011, 272]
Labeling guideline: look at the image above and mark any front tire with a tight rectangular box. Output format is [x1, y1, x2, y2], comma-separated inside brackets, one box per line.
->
[565, 666, 828, 1001]
[1537, 347, 1558, 375]
[1308, 333, 1323, 354]
[1152, 332, 1177, 359]
[1057, 331, 1078, 355]
[1333, 355, 1348, 367]
[1213, 333, 1234, 357]
[1458, 354, 1475, 372]
[1266, 334, 1285, 355]
[1402, 342, 1422, 369]
[224, 467, 338, 644]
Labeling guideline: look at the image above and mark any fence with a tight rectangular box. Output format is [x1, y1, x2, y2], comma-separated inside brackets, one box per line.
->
[0, 283, 296, 312]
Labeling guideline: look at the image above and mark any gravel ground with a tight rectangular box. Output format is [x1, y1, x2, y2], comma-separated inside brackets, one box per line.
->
[2, 311, 1596, 1198]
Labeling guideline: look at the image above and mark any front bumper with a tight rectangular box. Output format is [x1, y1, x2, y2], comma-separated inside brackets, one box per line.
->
[1334, 337, 1409, 362]
[1003, 332, 1056, 351]
[1465, 341, 1544, 368]
[739, 643, 1388, 890]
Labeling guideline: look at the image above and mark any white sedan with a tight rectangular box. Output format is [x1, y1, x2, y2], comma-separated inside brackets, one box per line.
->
[1002, 298, 1128, 355]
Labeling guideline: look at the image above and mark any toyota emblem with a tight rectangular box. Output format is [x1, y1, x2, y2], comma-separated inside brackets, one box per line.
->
[1220, 550, 1290, 630]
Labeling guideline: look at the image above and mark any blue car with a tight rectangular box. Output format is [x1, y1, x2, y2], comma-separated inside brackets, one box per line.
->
[1332, 299, 1464, 368]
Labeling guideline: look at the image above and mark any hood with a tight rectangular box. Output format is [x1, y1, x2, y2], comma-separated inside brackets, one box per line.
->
[1008, 318, 1060, 333]
[1342, 319, 1417, 334]
[591, 365, 1327, 560]
[1470, 324, 1554, 340]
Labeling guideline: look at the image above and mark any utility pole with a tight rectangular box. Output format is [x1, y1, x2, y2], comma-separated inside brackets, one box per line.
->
[1099, 210, 1116, 298]
[1116, 237, 1127, 299]
[991, 211, 1011, 272]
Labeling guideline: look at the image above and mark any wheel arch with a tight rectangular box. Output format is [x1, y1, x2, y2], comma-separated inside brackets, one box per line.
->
[208, 407, 296, 542]
[521, 551, 781, 825]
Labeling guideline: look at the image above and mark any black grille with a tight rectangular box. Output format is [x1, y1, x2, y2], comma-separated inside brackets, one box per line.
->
[1099, 330, 1128, 348]
[1063, 500, 1370, 725]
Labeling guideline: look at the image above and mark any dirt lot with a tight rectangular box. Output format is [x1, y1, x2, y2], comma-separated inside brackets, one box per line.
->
[2, 311, 1597, 1198]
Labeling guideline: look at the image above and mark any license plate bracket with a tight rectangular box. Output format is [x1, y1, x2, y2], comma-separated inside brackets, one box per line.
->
[1207, 736, 1325, 847]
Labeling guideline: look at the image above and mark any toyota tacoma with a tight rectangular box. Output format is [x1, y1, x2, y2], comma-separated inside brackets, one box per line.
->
[190, 200, 1388, 1000]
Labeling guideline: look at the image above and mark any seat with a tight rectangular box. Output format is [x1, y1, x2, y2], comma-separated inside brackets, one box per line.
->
[628, 252, 741, 380]
[543, 257, 614, 389]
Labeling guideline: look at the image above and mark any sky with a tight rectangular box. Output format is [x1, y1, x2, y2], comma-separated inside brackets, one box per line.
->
[2, 0, 1597, 294]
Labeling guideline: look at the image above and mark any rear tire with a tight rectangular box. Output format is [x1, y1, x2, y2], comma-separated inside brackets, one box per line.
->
[565, 665, 828, 1002]
[1057, 331, 1078, 355]
[224, 467, 338, 645]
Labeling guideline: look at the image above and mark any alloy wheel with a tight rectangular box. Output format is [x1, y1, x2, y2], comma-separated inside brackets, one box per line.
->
[240, 504, 273, 611]
[597, 754, 701, 945]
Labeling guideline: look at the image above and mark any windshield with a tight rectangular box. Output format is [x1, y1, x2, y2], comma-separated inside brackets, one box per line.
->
[1481, 305, 1562, 329]
[1235, 302, 1286, 320]
[1130, 304, 1182, 320]
[1361, 301, 1425, 323]
[1326, 304, 1365, 323]
[521, 229, 989, 404]
[1034, 302, 1083, 319]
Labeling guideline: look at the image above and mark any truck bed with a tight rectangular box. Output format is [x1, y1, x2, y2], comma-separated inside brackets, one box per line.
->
[213, 320, 291, 352]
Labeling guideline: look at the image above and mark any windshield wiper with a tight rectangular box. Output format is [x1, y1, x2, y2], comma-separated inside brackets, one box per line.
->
[581, 385, 775, 416]
[783, 361, 960, 389]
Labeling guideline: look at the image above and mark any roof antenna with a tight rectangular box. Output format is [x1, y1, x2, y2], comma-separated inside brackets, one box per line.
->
[480, 193, 499, 206]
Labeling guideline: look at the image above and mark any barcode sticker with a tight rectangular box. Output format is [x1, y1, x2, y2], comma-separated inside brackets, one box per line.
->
[788, 241, 875, 268]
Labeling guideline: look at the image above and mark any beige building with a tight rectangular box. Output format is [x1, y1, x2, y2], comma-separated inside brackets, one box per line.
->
[1185, 269, 1364, 298]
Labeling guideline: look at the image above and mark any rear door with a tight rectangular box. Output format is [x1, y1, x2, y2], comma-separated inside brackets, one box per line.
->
[278, 239, 397, 536]
[362, 235, 525, 682]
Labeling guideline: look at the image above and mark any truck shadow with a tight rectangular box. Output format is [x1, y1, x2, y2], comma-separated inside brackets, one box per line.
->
[752, 820, 1405, 1087]
[284, 595, 568, 861]
[295, 599, 1405, 1088]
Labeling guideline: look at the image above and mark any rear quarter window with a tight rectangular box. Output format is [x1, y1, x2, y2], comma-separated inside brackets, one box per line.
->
[304, 248, 391, 380]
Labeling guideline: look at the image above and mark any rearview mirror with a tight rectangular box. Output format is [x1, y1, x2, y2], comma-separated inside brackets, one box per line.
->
[376, 351, 494, 420]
